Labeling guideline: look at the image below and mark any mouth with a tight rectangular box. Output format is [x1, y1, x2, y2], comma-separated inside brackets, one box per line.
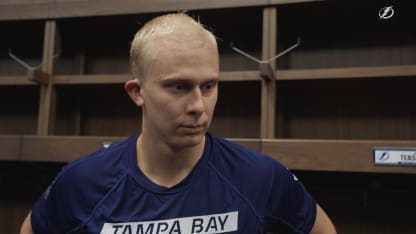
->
[179, 124, 205, 134]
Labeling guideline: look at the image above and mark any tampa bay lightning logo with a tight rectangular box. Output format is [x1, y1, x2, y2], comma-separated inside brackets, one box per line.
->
[378, 152, 390, 161]
[379, 6, 394, 20]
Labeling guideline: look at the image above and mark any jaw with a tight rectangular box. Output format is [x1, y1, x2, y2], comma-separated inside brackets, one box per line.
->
[141, 116, 208, 153]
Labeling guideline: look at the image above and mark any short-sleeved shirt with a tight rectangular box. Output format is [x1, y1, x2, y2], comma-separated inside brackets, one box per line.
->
[31, 133, 316, 233]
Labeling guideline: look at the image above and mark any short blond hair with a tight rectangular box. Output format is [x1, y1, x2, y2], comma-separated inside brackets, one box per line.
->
[130, 13, 217, 81]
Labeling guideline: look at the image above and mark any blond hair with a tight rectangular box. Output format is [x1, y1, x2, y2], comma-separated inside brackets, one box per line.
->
[130, 13, 217, 81]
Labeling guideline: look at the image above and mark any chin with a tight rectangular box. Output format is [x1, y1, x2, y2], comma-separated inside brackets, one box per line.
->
[170, 133, 205, 149]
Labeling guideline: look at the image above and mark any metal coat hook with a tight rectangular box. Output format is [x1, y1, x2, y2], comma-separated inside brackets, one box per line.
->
[230, 37, 301, 64]
[230, 37, 301, 81]
[8, 49, 60, 84]
[8, 49, 60, 71]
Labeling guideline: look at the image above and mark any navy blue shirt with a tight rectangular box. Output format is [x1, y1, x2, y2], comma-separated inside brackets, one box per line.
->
[31, 133, 316, 233]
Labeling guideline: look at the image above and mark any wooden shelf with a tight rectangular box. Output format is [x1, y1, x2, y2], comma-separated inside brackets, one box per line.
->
[262, 139, 416, 174]
[220, 70, 260, 82]
[0, 76, 36, 86]
[3, 65, 415, 86]
[0, 135, 260, 162]
[275, 65, 416, 80]
[0, 135, 20, 160]
[0, 0, 321, 21]
[229, 138, 261, 151]
[20, 135, 124, 162]
[1, 135, 415, 174]
[0, 71, 259, 86]
[52, 71, 260, 85]
[54, 74, 130, 85]
[49, 65, 416, 86]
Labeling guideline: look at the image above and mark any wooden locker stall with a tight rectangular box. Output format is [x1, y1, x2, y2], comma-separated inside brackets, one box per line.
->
[269, 2, 416, 233]
[0, 0, 415, 233]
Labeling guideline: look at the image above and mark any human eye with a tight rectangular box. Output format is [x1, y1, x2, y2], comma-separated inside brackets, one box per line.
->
[172, 83, 184, 91]
[201, 81, 217, 93]
[164, 81, 190, 94]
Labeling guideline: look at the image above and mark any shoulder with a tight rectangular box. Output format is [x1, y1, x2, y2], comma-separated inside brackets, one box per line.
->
[208, 133, 290, 181]
[207, 134, 316, 233]
[46, 135, 137, 205]
[59, 136, 134, 183]
[207, 134, 317, 233]
[208, 133, 286, 170]
[31, 135, 137, 233]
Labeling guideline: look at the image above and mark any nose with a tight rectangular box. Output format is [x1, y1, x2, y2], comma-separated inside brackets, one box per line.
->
[186, 87, 204, 116]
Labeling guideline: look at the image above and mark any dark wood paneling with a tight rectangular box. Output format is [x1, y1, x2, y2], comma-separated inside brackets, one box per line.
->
[276, 78, 416, 140]
[365, 188, 415, 234]
[277, 1, 416, 69]
[220, 71, 260, 81]
[12, 135, 258, 162]
[196, 7, 263, 72]
[211, 81, 261, 138]
[55, 74, 131, 84]
[57, 15, 138, 76]
[56, 7, 263, 75]
[52, 71, 260, 85]
[275, 65, 416, 80]
[0, 86, 39, 135]
[0, 161, 65, 233]
[229, 138, 261, 151]
[262, 139, 416, 173]
[0, 3, 48, 21]
[20, 135, 123, 162]
[2, 135, 415, 174]
[0, 76, 36, 85]
[0, 200, 32, 234]
[0, 135, 20, 160]
[0, 0, 321, 21]
[55, 84, 141, 136]
[0, 20, 44, 76]
[296, 171, 416, 234]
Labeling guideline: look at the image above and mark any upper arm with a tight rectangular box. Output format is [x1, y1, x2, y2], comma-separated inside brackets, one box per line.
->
[29, 165, 84, 233]
[20, 211, 34, 234]
[310, 204, 337, 234]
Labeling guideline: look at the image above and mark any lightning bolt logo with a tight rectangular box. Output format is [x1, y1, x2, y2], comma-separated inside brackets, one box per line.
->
[379, 6, 394, 20]
[378, 152, 390, 161]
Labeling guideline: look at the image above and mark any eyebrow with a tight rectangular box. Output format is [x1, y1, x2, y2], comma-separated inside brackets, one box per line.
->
[159, 77, 219, 85]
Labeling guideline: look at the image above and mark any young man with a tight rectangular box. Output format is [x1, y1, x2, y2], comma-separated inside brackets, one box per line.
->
[21, 13, 336, 233]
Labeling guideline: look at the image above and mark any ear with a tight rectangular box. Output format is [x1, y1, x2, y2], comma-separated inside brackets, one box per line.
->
[125, 79, 144, 107]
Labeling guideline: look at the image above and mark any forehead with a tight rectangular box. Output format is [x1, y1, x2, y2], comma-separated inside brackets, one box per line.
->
[154, 31, 216, 50]
[150, 33, 218, 63]
[146, 36, 219, 81]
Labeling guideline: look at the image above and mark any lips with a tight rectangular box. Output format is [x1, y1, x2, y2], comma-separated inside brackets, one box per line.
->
[179, 124, 205, 134]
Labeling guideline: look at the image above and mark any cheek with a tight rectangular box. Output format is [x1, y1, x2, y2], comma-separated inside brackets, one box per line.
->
[162, 102, 182, 118]
[151, 98, 183, 120]
[204, 95, 218, 117]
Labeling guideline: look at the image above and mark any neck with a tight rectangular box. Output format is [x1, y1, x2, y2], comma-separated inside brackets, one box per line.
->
[136, 132, 205, 188]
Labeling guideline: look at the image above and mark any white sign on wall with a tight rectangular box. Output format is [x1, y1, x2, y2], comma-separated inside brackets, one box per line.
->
[373, 148, 416, 166]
